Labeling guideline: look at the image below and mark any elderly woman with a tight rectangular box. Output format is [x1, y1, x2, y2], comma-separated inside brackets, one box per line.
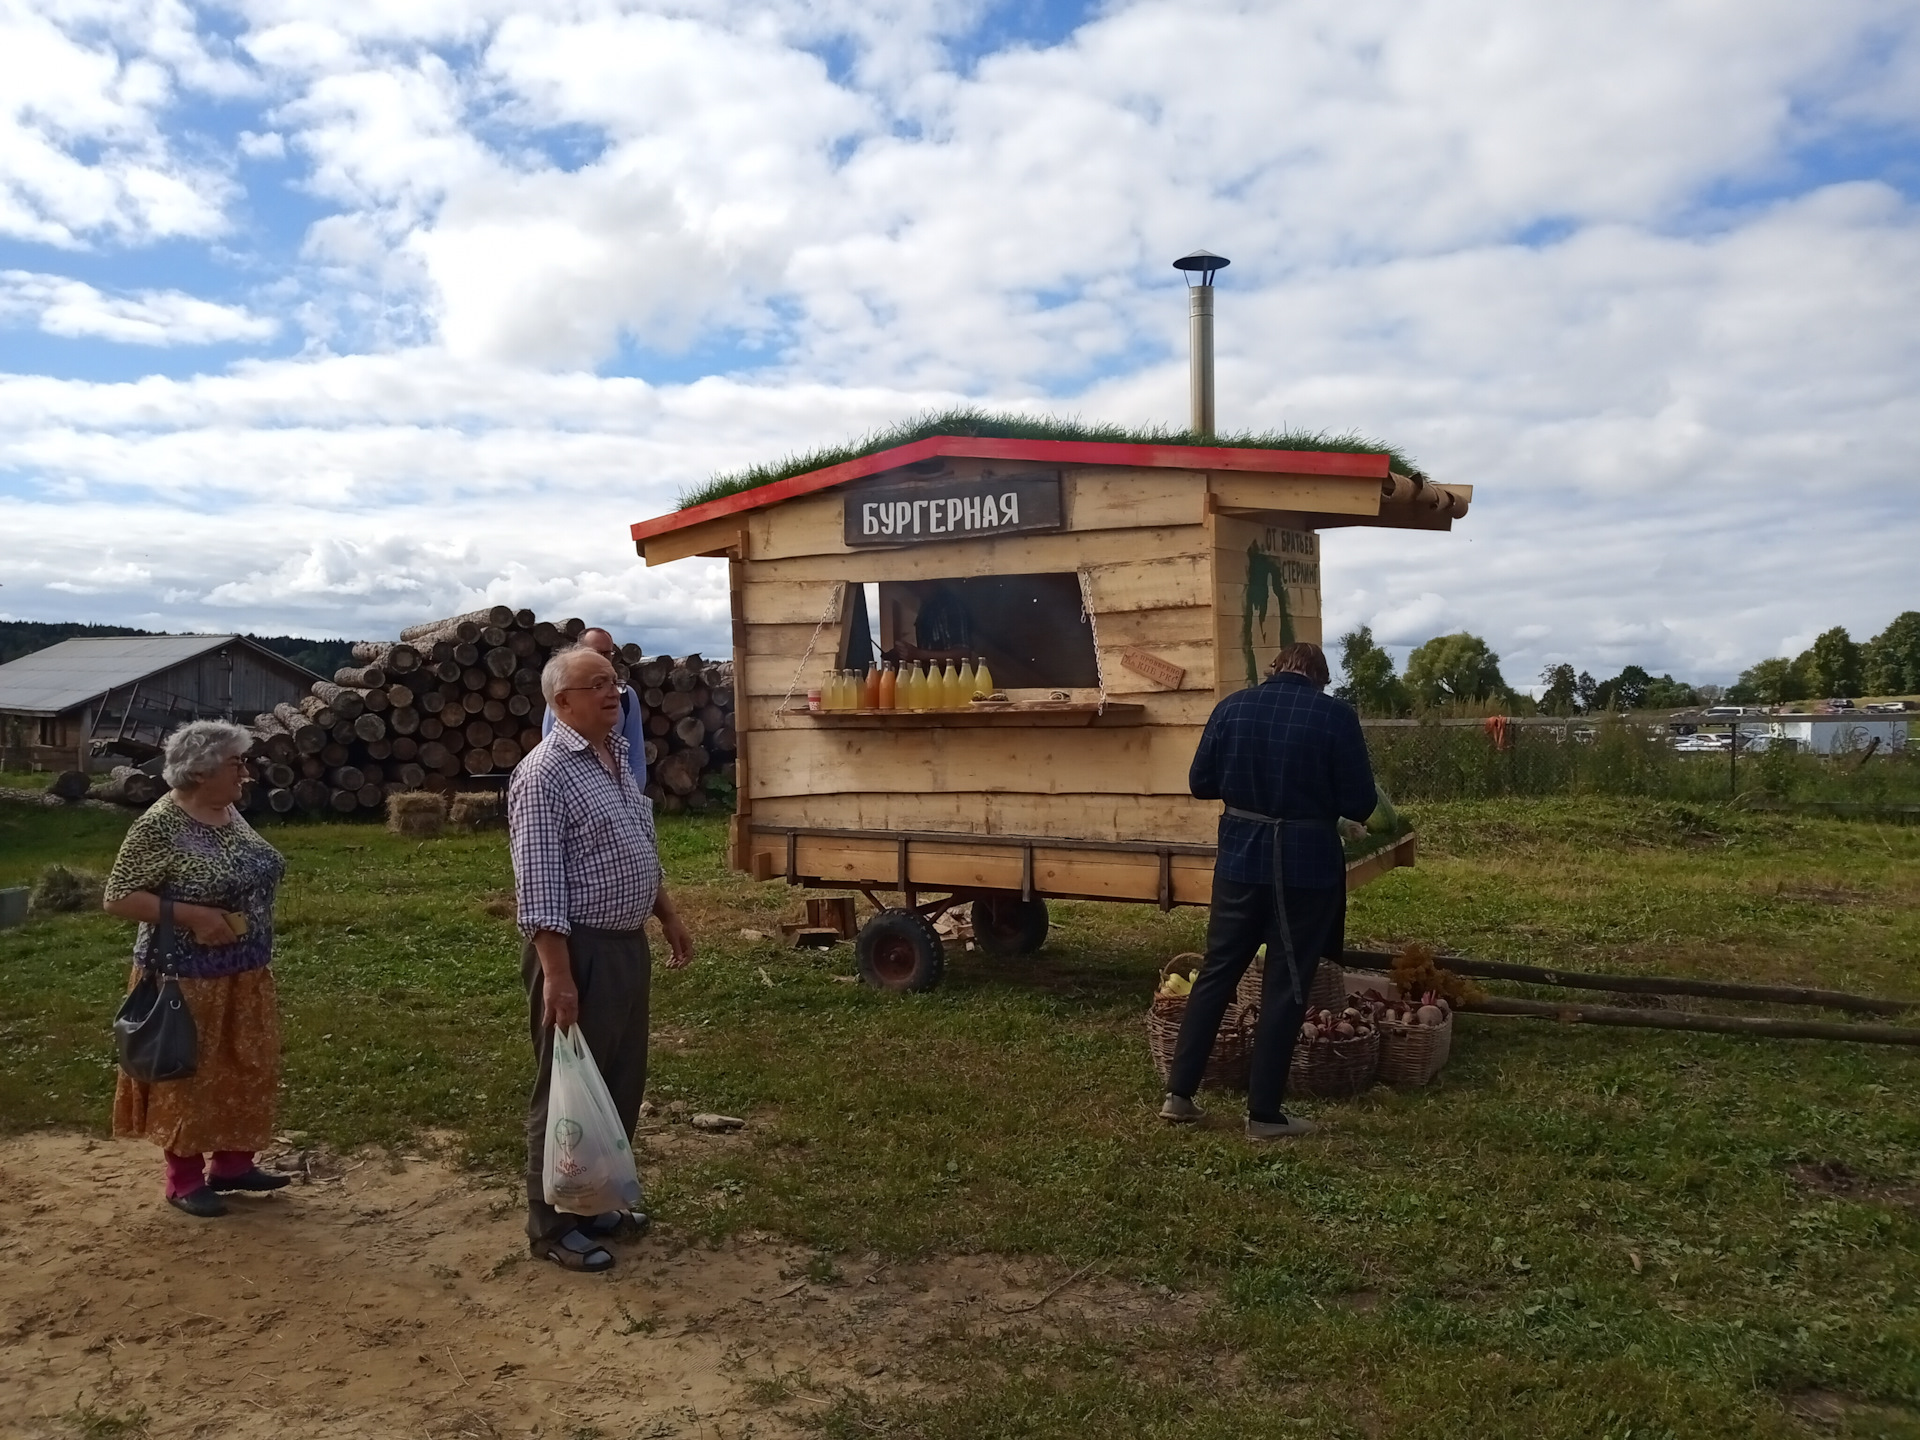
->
[103, 720, 289, 1217]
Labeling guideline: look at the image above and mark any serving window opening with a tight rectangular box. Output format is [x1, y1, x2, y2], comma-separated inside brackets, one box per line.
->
[838, 573, 1099, 691]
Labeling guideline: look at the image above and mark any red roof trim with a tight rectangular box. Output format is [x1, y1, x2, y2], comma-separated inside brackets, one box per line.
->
[630, 436, 1392, 544]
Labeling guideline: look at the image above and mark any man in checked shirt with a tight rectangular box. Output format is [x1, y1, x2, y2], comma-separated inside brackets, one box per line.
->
[509, 645, 695, 1272]
[1161, 641, 1377, 1142]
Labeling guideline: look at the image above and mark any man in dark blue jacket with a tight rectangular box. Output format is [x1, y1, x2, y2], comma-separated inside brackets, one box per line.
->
[1164, 642, 1377, 1140]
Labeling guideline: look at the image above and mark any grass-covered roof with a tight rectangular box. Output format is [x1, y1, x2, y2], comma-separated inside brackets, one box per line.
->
[676, 407, 1421, 510]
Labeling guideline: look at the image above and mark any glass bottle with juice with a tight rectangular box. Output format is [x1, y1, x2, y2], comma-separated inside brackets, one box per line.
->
[877, 661, 897, 710]
[974, 656, 994, 696]
[956, 658, 974, 703]
[861, 665, 880, 710]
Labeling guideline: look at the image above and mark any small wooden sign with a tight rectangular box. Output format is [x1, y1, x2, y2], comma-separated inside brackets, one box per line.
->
[1120, 648, 1186, 690]
[844, 471, 1063, 547]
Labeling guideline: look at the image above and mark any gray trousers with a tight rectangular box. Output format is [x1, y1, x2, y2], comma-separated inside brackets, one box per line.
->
[522, 925, 651, 1241]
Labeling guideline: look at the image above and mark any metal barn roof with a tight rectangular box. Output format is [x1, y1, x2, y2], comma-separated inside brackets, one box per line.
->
[0, 635, 304, 716]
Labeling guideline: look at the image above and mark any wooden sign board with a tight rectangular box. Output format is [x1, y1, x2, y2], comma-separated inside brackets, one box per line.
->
[844, 471, 1063, 547]
[1120, 648, 1186, 690]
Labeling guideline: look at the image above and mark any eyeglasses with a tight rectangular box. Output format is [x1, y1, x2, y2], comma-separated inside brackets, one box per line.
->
[559, 679, 629, 696]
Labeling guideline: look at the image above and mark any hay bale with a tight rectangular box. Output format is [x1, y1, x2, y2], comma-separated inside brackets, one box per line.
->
[448, 791, 503, 831]
[386, 791, 447, 838]
[31, 864, 103, 914]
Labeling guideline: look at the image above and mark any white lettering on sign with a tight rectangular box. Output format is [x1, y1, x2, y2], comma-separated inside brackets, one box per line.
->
[843, 470, 1063, 546]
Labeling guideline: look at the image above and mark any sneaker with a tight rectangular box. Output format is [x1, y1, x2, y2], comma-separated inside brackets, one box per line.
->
[1245, 1114, 1318, 1142]
[1159, 1094, 1202, 1124]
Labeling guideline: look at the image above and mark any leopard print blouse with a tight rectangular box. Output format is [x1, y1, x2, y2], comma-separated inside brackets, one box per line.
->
[105, 793, 286, 980]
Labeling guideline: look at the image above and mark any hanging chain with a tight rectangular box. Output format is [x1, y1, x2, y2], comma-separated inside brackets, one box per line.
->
[1078, 570, 1107, 716]
[777, 581, 845, 719]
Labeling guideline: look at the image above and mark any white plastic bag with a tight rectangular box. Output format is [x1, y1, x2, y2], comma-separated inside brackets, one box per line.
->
[542, 1026, 642, 1216]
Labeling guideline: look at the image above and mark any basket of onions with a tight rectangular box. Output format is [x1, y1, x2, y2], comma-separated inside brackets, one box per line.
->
[1286, 1003, 1381, 1100]
[1147, 954, 1253, 1090]
[1367, 988, 1454, 1087]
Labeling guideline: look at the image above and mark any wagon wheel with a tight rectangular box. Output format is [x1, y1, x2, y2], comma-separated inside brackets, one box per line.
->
[969, 895, 1049, 957]
[854, 910, 945, 993]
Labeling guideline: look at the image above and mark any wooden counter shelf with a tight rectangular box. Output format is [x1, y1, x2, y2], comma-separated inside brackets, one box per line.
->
[776, 701, 1146, 728]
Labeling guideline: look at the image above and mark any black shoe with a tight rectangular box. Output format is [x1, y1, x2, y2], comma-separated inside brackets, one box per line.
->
[209, 1167, 292, 1193]
[167, 1186, 229, 1218]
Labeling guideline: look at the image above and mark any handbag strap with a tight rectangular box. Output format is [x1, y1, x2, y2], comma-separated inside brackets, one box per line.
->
[151, 895, 180, 978]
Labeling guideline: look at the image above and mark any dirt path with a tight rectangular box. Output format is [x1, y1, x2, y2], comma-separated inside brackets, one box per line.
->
[0, 1133, 1197, 1439]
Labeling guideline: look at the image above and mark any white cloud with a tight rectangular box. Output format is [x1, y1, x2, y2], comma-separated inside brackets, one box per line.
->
[0, 0, 240, 245]
[0, 269, 276, 345]
[0, 0, 1917, 684]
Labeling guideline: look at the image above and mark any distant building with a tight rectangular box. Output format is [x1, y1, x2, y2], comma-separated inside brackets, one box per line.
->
[0, 635, 321, 772]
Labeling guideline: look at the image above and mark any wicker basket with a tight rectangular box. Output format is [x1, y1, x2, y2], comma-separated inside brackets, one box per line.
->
[1376, 1012, 1453, 1087]
[1147, 956, 1252, 1091]
[1286, 1029, 1380, 1100]
[1237, 953, 1347, 1015]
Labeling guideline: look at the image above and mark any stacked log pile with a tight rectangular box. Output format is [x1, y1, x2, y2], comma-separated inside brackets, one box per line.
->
[227, 606, 734, 818]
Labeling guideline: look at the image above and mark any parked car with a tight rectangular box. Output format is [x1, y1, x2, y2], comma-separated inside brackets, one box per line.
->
[1702, 706, 1742, 720]
[1673, 734, 1729, 753]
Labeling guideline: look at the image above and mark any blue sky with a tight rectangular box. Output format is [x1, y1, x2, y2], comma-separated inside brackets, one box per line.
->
[2, 0, 1918, 681]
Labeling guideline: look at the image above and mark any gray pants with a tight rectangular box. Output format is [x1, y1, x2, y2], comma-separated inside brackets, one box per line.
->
[521, 925, 651, 1242]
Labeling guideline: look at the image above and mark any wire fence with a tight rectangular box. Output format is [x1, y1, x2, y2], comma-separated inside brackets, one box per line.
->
[1363, 718, 1920, 807]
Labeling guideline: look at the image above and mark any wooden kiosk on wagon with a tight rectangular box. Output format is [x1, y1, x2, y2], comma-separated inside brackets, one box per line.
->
[631, 433, 1470, 990]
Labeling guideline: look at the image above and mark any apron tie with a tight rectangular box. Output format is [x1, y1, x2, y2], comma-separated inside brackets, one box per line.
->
[1221, 806, 1333, 1007]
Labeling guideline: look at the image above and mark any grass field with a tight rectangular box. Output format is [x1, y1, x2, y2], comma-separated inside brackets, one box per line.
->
[2, 796, 1916, 1439]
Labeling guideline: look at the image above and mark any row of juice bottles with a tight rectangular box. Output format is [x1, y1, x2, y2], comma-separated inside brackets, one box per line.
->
[820, 658, 996, 711]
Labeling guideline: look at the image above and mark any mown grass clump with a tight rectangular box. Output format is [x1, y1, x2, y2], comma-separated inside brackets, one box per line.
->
[676, 406, 1419, 510]
[2, 796, 1915, 1439]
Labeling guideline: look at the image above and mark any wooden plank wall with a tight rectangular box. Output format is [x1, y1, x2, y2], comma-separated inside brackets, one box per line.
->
[732, 466, 1329, 867]
[1211, 513, 1322, 696]
[742, 465, 1224, 848]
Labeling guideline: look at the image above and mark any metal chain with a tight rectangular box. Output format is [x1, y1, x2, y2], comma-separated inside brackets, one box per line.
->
[1077, 570, 1107, 715]
[777, 582, 845, 719]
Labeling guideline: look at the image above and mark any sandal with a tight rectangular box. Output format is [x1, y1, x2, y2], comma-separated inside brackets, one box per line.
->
[579, 1208, 650, 1240]
[531, 1228, 614, 1272]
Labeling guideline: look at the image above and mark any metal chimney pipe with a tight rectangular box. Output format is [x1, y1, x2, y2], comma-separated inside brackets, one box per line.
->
[1172, 249, 1230, 438]
[1188, 285, 1215, 437]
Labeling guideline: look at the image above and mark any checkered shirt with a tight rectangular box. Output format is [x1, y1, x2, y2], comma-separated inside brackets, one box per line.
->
[508, 720, 663, 937]
[1190, 672, 1379, 889]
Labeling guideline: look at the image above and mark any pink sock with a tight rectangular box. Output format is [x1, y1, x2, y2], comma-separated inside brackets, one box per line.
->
[165, 1151, 205, 1198]
[208, 1150, 254, 1180]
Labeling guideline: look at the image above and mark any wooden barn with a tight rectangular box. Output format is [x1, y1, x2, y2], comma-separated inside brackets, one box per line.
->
[0, 635, 322, 772]
[631, 433, 1471, 987]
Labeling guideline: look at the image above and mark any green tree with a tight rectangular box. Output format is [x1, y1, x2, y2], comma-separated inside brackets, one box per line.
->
[1538, 662, 1579, 716]
[1592, 664, 1652, 711]
[1404, 632, 1511, 709]
[1334, 626, 1410, 716]
[1798, 626, 1862, 698]
[1641, 674, 1699, 709]
[1733, 656, 1807, 705]
[1863, 611, 1920, 696]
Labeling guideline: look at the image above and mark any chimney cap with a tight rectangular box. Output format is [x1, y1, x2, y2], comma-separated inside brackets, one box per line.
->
[1172, 248, 1230, 275]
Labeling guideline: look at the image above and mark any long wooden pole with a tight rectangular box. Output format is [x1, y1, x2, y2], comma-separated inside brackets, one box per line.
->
[1462, 995, 1920, 1047]
[1342, 949, 1919, 1016]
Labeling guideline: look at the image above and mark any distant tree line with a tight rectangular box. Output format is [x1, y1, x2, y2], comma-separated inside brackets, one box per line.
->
[1723, 615, 1920, 705]
[0, 621, 356, 679]
[1331, 608, 1920, 718]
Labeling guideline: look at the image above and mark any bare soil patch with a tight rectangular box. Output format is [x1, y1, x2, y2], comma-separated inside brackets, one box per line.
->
[0, 1133, 1199, 1440]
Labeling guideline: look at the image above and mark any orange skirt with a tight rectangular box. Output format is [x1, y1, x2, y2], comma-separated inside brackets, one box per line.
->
[113, 966, 280, 1155]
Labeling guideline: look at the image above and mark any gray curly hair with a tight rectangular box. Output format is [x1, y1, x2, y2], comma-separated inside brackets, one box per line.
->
[162, 720, 254, 789]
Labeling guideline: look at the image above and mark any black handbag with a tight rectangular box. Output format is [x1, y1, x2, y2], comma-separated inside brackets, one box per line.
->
[114, 896, 198, 1082]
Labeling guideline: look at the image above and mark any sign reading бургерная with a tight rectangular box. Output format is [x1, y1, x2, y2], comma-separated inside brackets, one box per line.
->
[843, 471, 1063, 547]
